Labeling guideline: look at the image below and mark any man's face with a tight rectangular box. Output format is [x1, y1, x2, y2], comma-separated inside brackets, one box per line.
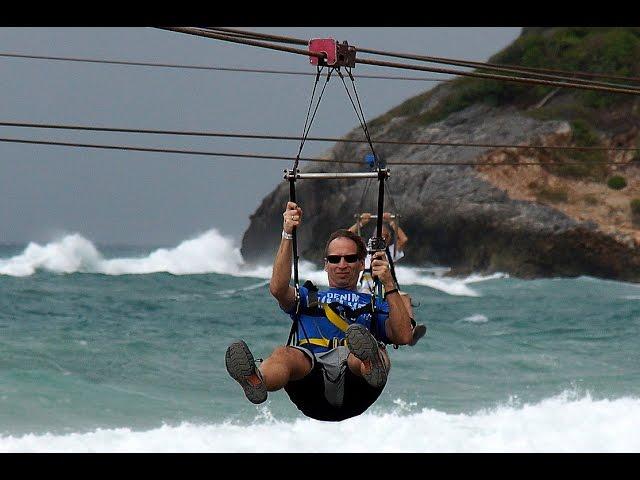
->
[324, 237, 364, 290]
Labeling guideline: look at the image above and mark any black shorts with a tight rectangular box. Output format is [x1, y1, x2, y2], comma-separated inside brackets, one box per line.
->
[284, 363, 384, 422]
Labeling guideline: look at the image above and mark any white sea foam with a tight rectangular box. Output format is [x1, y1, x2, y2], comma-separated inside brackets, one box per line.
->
[1, 392, 638, 452]
[463, 272, 508, 283]
[462, 314, 489, 323]
[0, 230, 256, 278]
[0, 234, 102, 276]
[0, 230, 502, 296]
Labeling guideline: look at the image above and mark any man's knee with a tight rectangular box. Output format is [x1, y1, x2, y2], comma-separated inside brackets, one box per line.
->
[269, 345, 312, 378]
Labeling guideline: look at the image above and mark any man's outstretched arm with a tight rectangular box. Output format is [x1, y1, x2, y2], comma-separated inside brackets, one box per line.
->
[371, 251, 413, 345]
[383, 212, 408, 252]
[394, 222, 408, 251]
[348, 212, 372, 234]
[269, 201, 302, 312]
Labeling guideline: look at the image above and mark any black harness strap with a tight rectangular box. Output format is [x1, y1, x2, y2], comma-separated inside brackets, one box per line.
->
[287, 69, 330, 356]
[371, 169, 387, 300]
[285, 66, 387, 351]
[337, 68, 379, 167]
[386, 246, 399, 289]
[337, 68, 388, 304]
[294, 280, 379, 339]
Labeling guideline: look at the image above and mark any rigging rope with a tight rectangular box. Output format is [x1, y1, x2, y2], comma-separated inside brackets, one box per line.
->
[337, 69, 379, 166]
[295, 68, 332, 170]
[200, 27, 640, 88]
[355, 57, 640, 96]
[162, 28, 640, 96]
[0, 52, 446, 82]
[0, 137, 636, 167]
[285, 65, 334, 352]
[1, 121, 638, 152]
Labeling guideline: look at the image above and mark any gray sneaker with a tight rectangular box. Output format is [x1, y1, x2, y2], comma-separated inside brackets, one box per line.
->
[409, 323, 427, 346]
[225, 340, 267, 404]
[345, 323, 388, 388]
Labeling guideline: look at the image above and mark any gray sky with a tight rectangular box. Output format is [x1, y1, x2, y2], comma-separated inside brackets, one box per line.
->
[0, 27, 521, 247]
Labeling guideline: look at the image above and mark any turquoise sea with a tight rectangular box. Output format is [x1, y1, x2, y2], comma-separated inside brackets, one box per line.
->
[1, 229, 639, 452]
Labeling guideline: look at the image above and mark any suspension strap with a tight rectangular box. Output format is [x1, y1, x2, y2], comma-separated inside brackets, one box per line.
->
[336, 67, 389, 304]
[386, 246, 399, 289]
[287, 174, 316, 354]
[286, 68, 332, 355]
[385, 180, 400, 216]
[347, 67, 378, 163]
[374, 168, 387, 299]
[291, 66, 328, 297]
[337, 68, 380, 167]
[285, 58, 389, 350]
[294, 67, 332, 171]
[289, 178, 300, 298]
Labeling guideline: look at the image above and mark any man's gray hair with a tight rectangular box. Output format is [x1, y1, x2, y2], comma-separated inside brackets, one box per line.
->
[324, 229, 367, 261]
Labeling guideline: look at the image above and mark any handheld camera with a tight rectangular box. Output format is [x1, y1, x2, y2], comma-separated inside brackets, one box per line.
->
[367, 236, 387, 256]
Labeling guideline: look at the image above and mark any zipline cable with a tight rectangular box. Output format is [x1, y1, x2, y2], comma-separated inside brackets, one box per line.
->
[2, 121, 638, 152]
[164, 27, 640, 96]
[354, 47, 640, 91]
[0, 136, 637, 166]
[160, 27, 325, 60]
[0, 52, 445, 82]
[355, 57, 640, 96]
[203, 27, 640, 87]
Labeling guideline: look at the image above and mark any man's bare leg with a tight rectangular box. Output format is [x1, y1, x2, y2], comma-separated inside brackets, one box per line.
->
[259, 345, 313, 391]
[226, 342, 312, 404]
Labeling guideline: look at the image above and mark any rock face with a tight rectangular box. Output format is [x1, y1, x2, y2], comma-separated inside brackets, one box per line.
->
[241, 100, 640, 281]
[241, 29, 640, 281]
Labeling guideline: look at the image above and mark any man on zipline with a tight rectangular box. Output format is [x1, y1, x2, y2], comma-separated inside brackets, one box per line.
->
[225, 201, 414, 421]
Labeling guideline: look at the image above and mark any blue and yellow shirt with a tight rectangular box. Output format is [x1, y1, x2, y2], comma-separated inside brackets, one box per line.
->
[283, 286, 391, 354]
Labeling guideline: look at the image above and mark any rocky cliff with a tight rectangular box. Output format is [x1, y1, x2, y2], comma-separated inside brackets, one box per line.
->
[241, 28, 640, 281]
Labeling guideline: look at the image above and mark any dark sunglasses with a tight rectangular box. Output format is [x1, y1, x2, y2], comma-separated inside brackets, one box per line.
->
[326, 254, 360, 264]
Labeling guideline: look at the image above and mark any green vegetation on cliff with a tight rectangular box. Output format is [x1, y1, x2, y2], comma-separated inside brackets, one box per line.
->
[608, 175, 628, 190]
[370, 28, 640, 133]
[545, 119, 608, 180]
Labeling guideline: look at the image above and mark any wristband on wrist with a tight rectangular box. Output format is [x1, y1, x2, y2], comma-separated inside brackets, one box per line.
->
[384, 288, 399, 298]
[282, 230, 293, 240]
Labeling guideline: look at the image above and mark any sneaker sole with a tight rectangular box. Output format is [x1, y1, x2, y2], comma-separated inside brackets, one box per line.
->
[409, 324, 427, 347]
[346, 324, 387, 388]
[225, 340, 267, 404]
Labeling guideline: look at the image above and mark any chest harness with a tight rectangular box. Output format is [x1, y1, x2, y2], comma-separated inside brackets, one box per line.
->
[287, 281, 380, 354]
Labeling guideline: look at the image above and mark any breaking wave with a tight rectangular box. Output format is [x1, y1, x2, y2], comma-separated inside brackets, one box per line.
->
[1, 392, 637, 452]
[0, 230, 504, 296]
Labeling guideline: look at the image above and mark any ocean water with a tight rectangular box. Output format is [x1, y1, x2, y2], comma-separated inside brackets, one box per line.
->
[1, 229, 640, 452]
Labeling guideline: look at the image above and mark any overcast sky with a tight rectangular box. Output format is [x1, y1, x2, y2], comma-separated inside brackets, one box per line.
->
[0, 27, 522, 247]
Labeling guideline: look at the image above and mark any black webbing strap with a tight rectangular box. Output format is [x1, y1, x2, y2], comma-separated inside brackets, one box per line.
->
[386, 246, 399, 290]
[286, 68, 330, 355]
[374, 168, 386, 300]
[337, 68, 379, 168]
[285, 65, 389, 349]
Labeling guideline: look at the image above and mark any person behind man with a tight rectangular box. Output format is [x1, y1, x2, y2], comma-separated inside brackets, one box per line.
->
[349, 211, 407, 265]
[225, 202, 414, 421]
[349, 212, 426, 347]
